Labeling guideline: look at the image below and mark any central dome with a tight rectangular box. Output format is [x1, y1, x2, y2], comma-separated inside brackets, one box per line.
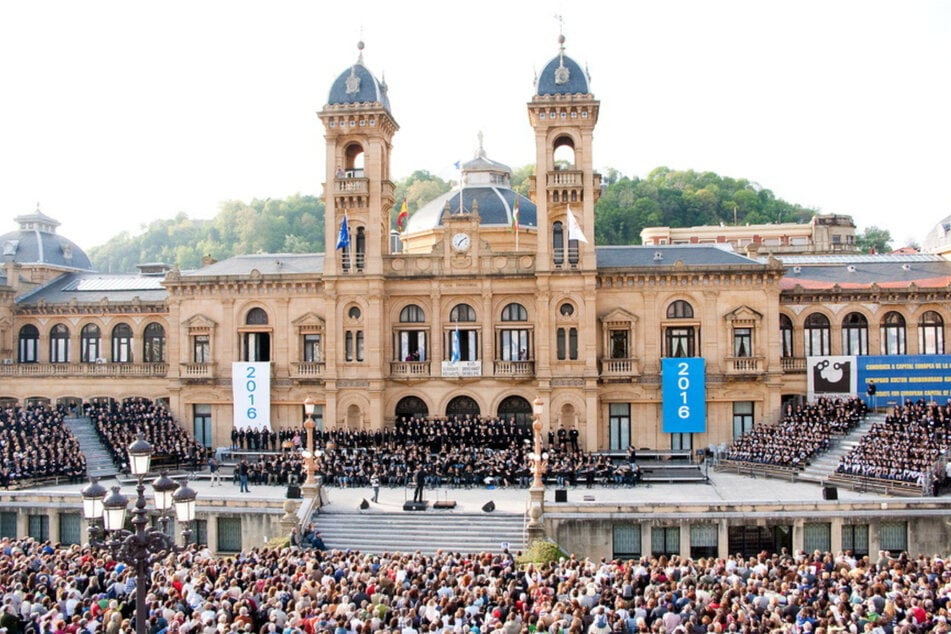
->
[326, 41, 391, 112]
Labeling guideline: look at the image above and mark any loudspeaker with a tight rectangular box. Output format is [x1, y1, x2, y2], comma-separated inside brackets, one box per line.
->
[555, 489, 568, 503]
[359, 499, 370, 510]
[403, 501, 428, 511]
[822, 486, 838, 500]
[286, 484, 301, 499]
[482, 501, 496, 513]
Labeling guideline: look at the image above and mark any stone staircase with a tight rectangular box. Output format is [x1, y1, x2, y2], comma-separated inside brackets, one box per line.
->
[65, 416, 119, 480]
[312, 510, 527, 554]
[796, 412, 884, 485]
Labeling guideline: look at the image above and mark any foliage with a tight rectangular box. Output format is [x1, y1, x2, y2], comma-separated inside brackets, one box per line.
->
[516, 538, 567, 565]
[855, 226, 893, 254]
[264, 536, 291, 550]
[594, 167, 818, 245]
[89, 194, 325, 273]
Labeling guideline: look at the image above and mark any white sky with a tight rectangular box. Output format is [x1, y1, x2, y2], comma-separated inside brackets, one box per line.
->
[1, 0, 948, 251]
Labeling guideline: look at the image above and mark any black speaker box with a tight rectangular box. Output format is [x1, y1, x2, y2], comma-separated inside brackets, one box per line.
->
[286, 484, 301, 499]
[555, 489, 568, 503]
[822, 486, 838, 500]
[482, 501, 496, 513]
[403, 501, 428, 511]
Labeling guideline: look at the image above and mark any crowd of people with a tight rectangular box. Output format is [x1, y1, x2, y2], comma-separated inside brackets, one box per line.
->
[0, 404, 86, 487]
[725, 397, 868, 468]
[1, 536, 951, 634]
[227, 416, 640, 491]
[836, 400, 951, 491]
[86, 398, 210, 474]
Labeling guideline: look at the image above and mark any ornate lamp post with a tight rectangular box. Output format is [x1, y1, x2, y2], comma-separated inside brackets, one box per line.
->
[527, 396, 548, 542]
[81, 437, 197, 634]
[302, 396, 318, 487]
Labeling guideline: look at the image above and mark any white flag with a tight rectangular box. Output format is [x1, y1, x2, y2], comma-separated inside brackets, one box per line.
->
[566, 206, 588, 243]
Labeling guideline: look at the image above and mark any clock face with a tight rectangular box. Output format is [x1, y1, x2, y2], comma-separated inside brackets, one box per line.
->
[452, 232, 470, 251]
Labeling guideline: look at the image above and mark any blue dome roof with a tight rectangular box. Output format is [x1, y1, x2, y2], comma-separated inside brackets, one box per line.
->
[536, 37, 589, 96]
[327, 43, 391, 112]
[0, 208, 93, 271]
[405, 188, 536, 233]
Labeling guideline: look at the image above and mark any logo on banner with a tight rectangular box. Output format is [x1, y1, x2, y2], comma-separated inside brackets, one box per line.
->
[812, 358, 852, 393]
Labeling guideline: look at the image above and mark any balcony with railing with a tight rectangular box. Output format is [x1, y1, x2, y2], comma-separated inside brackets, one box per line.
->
[725, 356, 765, 374]
[599, 357, 640, 380]
[493, 360, 535, 377]
[292, 361, 326, 381]
[390, 360, 431, 379]
[0, 362, 169, 378]
[180, 362, 217, 381]
[781, 357, 807, 372]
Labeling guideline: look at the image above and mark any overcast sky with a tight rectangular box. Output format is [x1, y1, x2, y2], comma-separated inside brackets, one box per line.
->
[1, 0, 948, 251]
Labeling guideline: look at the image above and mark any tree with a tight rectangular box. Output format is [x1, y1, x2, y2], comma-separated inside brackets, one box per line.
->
[856, 226, 893, 254]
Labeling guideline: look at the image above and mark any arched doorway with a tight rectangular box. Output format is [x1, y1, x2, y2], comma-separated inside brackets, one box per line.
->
[394, 396, 429, 421]
[446, 395, 480, 420]
[497, 395, 533, 432]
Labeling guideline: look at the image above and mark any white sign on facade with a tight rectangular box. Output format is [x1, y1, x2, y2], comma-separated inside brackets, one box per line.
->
[232, 362, 271, 430]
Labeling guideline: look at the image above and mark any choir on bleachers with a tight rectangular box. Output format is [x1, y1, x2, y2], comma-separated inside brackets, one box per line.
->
[0, 404, 86, 487]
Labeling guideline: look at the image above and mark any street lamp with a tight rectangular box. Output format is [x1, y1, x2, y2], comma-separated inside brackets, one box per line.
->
[302, 396, 317, 486]
[527, 397, 548, 542]
[80, 436, 198, 634]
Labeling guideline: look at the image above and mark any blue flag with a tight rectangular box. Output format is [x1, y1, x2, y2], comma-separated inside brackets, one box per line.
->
[335, 214, 350, 250]
[450, 326, 461, 364]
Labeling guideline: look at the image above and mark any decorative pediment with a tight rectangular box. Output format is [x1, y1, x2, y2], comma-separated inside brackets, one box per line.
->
[183, 314, 217, 332]
[292, 312, 326, 332]
[724, 305, 763, 325]
[600, 307, 638, 326]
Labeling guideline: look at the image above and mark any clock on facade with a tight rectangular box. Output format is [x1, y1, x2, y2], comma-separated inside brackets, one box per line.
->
[452, 232, 471, 252]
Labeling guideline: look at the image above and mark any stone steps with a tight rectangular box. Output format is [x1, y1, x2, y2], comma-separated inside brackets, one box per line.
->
[311, 510, 526, 555]
[65, 416, 119, 480]
[797, 413, 884, 484]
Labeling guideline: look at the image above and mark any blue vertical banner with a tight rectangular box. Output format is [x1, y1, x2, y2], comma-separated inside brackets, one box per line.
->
[662, 357, 707, 433]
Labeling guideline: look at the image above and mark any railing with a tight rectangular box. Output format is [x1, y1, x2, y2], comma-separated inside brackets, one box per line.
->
[546, 170, 584, 187]
[180, 363, 216, 379]
[600, 357, 640, 378]
[390, 360, 431, 379]
[717, 459, 800, 482]
[0, 362, 168, 378]
[334, 177, 369, 194]
[781, 357, 807, 372]
[493, 360, 535, 377]
[726, 356, 764, 373]
[292, 362, 326, 379]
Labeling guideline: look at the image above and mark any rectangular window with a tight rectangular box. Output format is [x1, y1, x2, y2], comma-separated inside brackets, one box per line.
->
[610, 330, 629, 359]
[609, 403, 630, 451]
[879, 521, 907, 555]
[665, 328, 695, 357]
[448, 330, 479, 361]
[193, 404, 212, 448]
[781, 327, 793, 358]
[803, 522, 831, 553]
[20, 338, 38, 363]
[690, 524, 718, 559]
[733, 328, 752, 357]
[217, 517, 242, 552]
[356, 331, 365, 361]
[113, 335, 132, 363]
[612, 524, 641, 559]
[651, 526, 680, 557]
[670, 432, 692, 451]
[59, 514, 83, 546]
[568, 328, 578, 359]
[345, 331, 365, 362]
[920, 327, 944, 355]
[397, 331, 427, 361]
[50, 338, 69, 363]
[557, 328, 566, 360]
[81, 337, 100, 363]
[193, 519, 208, 547]
[732, 401, 754, 438]
[0, 512, 17, 538]
[500, 330, 529, 361]
[28, 514, 49, 542]
[303, 334, 322, 362]
[842, 524, 869, 557]
[193, 335, 210, 364]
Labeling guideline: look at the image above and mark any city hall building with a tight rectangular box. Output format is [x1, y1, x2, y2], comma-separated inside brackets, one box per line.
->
[3, 37, 951, 557]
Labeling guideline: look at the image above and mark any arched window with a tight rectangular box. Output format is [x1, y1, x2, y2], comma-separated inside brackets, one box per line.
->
[246, 308, 268, 325]
[664, 300, 697, 357]
[81, 324, 101, 363]
[497, 395, 533, 431]
[881, 311, 906, 355]
[396, 305, 428, 361]
[355, 226, 366, 271]
[143, 323, 166, 363]
[50, 324, 70, 363]
[558, 302, 579, 361]
[344, 304, 364, 363]
[395, 396, 429, 420]
[667, 300, 694, 319]
[804, 313, 831, 356]
[448, 304, 478, 362]
[111, 323, 133, 363]
[779, 314, 794, 358]
[18, 325, 39, 363]
[552, 221, 565, 266]
[446, 395, 480, 420]
[841, 312, 869, 356]
[919, 310, 945, 355]
[499, 303, 530, 361]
